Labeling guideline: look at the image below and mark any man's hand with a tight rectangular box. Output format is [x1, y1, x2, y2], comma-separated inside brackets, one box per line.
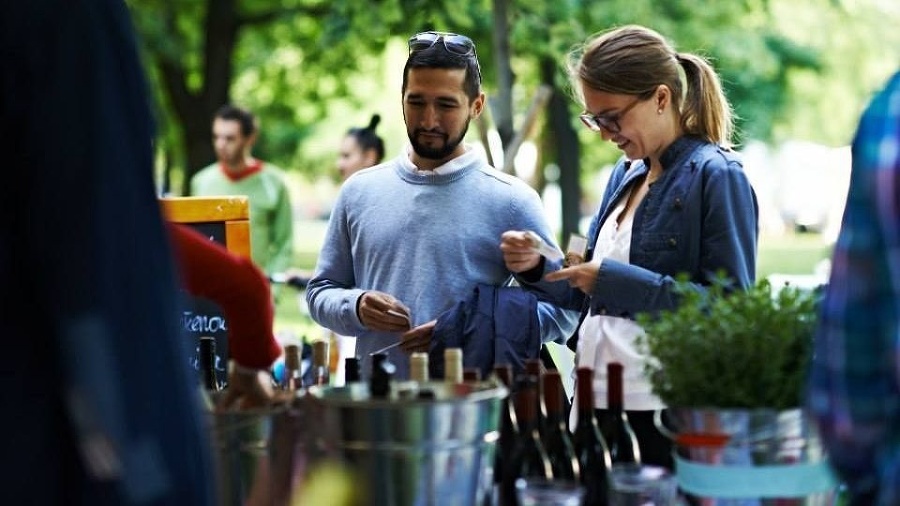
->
[399, 320, 436, 353]
[359, 291, 412, 332]
[544, 262, 599, 295]
[217, 367, 275, 411]
[500, 230, 542, 273]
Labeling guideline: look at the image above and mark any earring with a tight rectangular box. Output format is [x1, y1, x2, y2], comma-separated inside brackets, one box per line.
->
[657, 109, 663, 114]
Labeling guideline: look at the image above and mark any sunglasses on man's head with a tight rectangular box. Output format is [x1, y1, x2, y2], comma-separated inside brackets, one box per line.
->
[408, 31, 476, 57]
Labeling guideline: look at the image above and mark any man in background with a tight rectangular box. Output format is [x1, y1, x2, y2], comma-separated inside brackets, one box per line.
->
[808, 70, 900, 505]
[1, 0, 214, 503]
[191, 105, 294, 277]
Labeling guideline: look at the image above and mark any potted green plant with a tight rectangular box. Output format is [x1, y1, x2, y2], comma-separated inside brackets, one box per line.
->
[636, 275, 818, 410]
[636, 275, 838, 502]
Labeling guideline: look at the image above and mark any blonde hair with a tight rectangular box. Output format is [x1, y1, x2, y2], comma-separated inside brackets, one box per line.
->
[567, 25, 733, 147]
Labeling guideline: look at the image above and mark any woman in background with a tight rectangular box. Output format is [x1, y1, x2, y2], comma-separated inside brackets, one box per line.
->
[336, 114, 385, 180]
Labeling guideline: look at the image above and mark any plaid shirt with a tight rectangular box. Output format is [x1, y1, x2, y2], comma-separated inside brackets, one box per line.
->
[808, 70, 900, 504]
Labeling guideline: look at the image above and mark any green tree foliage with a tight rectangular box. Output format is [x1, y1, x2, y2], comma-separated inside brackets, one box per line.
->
[126, 0, 900, 203]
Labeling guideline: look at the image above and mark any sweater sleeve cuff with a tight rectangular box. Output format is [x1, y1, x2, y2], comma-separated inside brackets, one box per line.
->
[517, 257, 547, 283]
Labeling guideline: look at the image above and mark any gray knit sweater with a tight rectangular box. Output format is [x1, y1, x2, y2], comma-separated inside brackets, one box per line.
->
[306, 149, 578, 378]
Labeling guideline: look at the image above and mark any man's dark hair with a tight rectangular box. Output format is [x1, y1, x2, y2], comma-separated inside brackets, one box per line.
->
[402, 43, 482, 101]
[213, 105, 257, 137]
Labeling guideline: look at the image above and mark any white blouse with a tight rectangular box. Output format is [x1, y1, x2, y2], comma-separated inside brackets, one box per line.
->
[570, 189, 664, 429]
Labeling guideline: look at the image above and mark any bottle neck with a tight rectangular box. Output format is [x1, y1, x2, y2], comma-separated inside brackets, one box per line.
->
[515, 381, 540, 433]
[575, 367, 595, 414]
[607, 362, 624, 413]
[542, 372, 565, 425]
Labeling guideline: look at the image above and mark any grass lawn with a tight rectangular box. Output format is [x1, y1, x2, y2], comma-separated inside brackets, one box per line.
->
[756, 232, 833, 280]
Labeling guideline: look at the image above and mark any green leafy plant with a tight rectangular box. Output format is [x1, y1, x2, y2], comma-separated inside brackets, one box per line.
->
[636, 275, 819, 410]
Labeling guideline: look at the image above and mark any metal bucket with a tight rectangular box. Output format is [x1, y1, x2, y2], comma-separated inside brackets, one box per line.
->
[308, 381, 507, 506]
[208, 394, 342, 505]
[657, 408, 840, 505]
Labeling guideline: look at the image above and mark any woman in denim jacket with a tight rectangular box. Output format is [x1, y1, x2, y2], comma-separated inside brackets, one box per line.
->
[501, 25, 758, 469]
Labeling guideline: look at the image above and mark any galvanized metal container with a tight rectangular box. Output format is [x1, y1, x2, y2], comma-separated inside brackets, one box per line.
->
[309, 381, 507, 506]
[658, 408, 840, 505]
[208, 394, 341, 506]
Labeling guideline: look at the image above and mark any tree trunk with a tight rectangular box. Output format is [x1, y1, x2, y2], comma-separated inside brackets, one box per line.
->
[540, 58, 582, 241]
[490, 0, 515, 165]
[156, 0, 239, 194]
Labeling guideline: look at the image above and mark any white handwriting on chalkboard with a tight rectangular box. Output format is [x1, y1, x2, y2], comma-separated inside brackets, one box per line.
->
[181, 311, 228, 333]
[191, 346, 227, 372]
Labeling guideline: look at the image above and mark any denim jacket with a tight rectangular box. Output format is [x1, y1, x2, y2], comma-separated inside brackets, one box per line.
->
[522, 135, 758, 343]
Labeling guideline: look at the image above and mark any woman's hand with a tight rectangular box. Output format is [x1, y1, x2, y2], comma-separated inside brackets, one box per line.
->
[544, 262, 599, 295]
[500, 230, 542, 273]
[217, 366, 276, 411]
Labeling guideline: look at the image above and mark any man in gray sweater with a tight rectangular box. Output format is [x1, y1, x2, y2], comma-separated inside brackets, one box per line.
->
[306, 31, 577, 378]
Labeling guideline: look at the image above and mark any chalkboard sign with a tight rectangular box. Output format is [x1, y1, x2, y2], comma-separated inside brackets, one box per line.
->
[160, 196, 251, 388]
[181, 221, 230, 386]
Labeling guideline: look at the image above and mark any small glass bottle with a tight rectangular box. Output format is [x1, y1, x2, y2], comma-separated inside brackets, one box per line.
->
[198, 336, 221, 391]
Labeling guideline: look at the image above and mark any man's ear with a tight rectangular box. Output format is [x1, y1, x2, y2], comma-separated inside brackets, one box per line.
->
[471, 92, 486, 118]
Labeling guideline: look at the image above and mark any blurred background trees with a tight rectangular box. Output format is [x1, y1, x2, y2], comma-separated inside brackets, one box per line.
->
[127, 0, 900, 240]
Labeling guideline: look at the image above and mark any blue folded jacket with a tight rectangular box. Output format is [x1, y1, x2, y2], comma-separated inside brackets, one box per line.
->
[430, 283, 542, 380]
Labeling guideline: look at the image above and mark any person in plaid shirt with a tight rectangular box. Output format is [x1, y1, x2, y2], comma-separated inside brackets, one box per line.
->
[808, 70, 900, 505]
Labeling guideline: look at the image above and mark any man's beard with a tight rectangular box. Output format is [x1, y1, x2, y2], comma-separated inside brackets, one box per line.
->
[409, 121, 469, 160]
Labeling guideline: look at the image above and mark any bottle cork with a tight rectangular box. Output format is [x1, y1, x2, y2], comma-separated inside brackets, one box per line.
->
[444, 348, 463, 384]
[312, 339, 329, 367]
[410, 352, 429, 383]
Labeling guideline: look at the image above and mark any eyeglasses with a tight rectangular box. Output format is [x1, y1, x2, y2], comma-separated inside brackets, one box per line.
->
[579, 97, 643, 134]
[408, 31, 476, 57]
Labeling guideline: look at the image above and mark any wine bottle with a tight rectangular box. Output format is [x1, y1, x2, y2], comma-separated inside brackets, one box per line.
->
[344, 356, 361, 384]
[444, 347, 463, 384]
[598, 362, 641, 466]
[524, 358, 547, 437]
[542, 370, 580, 482]
[512, 375, 554, 479]
[410, 352, 429, 383]
[572, 367, 611, 506]
[283, 344, 303, 391]
[501, 375, 553, 506]
[311, 339, 330, 386]
[493, 364, 518, 505]
[198, 336, 221, 391]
